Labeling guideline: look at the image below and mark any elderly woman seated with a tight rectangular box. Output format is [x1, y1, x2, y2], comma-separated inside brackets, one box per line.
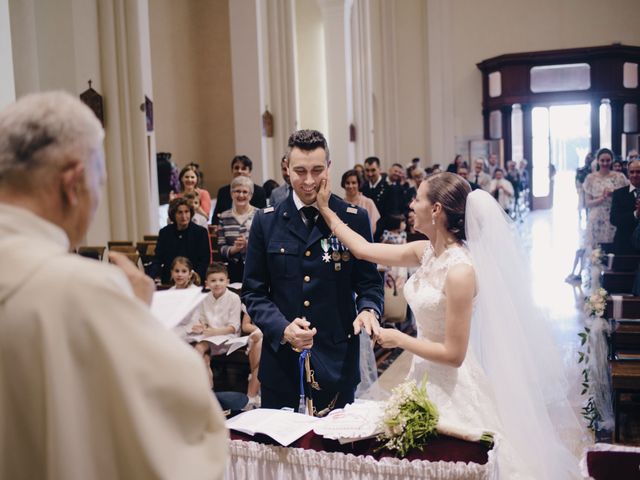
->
[151, 198, 210, 285]
[217, 176, 257, 284]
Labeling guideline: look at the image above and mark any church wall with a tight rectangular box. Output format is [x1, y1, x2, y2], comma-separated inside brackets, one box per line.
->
[0, 0, 16, 109]
[447, 0, 640, 158]
[149, 0, 236, 199]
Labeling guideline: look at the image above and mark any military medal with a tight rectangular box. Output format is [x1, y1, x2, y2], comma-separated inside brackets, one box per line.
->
[320, 238, 331, 263]
[334, 262, 341, 271]
[331, 251, 341, 262]
[341, 251, 351, 262]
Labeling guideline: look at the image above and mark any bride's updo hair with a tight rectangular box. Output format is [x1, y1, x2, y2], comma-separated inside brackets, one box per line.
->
[424, 172, 471, 241]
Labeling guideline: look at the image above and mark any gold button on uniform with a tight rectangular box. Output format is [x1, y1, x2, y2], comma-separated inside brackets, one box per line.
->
[304, 275, 310, 282]
[280, 248, 285, 253]
[305, 250, 311, 257]
[303, 300, 310, 307]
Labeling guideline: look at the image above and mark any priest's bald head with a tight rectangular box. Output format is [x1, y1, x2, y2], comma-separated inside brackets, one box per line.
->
[0, 91, 105, 247]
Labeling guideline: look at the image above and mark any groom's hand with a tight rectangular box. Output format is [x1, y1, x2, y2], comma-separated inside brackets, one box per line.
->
[353, 310, 381, 340]
[283, 317, 317, 351]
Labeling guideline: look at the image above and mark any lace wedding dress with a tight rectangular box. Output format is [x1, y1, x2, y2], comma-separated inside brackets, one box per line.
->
[403, 242, 581, 479]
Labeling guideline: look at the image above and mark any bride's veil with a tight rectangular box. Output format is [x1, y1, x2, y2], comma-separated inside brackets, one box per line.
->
[465, 189, 585, 478]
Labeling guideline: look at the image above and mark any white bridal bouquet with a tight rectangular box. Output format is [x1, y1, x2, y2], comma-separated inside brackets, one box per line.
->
[377, 377, 494, 457]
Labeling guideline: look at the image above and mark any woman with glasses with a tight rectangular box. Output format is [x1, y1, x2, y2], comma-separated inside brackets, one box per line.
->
[218, 176, 256, 283]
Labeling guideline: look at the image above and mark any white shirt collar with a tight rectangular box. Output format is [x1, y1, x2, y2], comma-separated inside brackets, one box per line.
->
[292, 191, 318, 211]
[630, 185, 637, 194]
[368, 176, 382, 189]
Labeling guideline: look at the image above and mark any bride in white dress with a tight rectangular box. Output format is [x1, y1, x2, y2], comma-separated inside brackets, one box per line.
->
[317, 172, 586, 479]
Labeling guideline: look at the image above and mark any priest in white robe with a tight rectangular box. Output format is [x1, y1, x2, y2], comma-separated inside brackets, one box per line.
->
[0, 91, 227, 479]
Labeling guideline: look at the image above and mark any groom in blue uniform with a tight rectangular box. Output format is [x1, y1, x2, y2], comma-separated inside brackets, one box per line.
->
[242, 130, 384, 413]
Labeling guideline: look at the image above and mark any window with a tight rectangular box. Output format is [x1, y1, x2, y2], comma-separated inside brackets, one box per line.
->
[623, 63, 638, 89]
[488, 72, 501, 97]
[489, 110, 502, 139]
[530, 63, 590, 93]
[599, 99, 612, 149]
[624, 103, 638, 133]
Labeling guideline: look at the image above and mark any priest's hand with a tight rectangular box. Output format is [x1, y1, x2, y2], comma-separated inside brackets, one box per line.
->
[109, 251, 155, 306]
[283, 317, 317, 351]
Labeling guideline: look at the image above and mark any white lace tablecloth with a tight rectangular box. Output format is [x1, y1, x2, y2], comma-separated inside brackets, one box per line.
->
[225, 438, 498, 480]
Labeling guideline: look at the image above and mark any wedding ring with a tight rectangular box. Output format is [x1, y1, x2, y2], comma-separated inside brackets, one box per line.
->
[291, 346, 302, 353]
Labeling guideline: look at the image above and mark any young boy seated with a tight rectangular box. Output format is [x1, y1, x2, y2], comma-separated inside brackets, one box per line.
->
[191, 263, 241, 355]
[192, 263, 261, 407]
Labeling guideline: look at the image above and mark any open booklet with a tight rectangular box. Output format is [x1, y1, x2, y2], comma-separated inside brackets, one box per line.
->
[189, 334, 250, 355]
[226, 408, 320, 446]
[150, 288, 209, 329]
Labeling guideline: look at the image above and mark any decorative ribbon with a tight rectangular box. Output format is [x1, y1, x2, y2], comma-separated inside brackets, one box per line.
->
[610, 294, 623, 320]
[298, 349, 310, 414]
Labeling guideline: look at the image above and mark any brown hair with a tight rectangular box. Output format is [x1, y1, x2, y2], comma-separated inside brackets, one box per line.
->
[178, 164, 201, 190]
[206, 262, 229, 279]
[170, 256, 201, 287]
[424, 172, 471, 241]
[168, 198, 194, 223]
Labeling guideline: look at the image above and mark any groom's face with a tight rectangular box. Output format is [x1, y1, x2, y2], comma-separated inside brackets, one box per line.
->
[287, 147, 329, 205]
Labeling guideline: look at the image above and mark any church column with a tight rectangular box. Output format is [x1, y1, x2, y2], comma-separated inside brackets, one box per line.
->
[317, 0, 355, 188]
[610, 99, 624, 156]
[425, 0, 454, 165]
[228, 0, 269, 183]
[500, 105, 512, 162]
[97, 0, 158, 241]
[350, 0, 375, 162]
[262, 0, 298, 178]
[0, 0, 15, 109]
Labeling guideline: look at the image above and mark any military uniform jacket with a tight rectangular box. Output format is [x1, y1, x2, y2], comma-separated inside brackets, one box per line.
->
[242, 194, 384, 394]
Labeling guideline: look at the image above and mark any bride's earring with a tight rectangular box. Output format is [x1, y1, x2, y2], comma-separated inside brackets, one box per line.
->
[431, 217, 435, 225]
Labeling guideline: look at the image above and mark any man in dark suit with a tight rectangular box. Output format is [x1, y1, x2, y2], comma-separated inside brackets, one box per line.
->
[211, 155, 267, 225]
[611, 160, 640, 254]
[242, 130, 384, 414]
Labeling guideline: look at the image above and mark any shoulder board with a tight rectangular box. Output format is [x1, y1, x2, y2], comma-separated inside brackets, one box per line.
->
[346, 206, 358, 214]
[263, 206, 275, 213]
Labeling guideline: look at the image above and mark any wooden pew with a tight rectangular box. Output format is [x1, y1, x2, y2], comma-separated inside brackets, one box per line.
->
[77, 246, 106, 261]
[610, 361, 640, 442]
[610, 255, 640, 273]
[601, 272, 636, 294]
[107, 240, 134, 249]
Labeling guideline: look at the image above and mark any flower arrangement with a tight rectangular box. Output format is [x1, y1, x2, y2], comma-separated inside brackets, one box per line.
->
[590, 246, 604, 269]
[583, 288, 608, 318]
[578, 286, 611, 431]
[377, 377, 493, 457]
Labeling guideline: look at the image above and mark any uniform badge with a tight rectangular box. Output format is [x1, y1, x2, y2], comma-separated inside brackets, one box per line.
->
[346, 207, 358, 214]
[263, 206, 274, 213]
[334, 263, 342, 271]
[321, 238, 331, 263]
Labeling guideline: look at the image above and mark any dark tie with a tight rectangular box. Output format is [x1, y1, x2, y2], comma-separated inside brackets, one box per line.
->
[475, 174, 479, 184]
[301, 206, 318, 230]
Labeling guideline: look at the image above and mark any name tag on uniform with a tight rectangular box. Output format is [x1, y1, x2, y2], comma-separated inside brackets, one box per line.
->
[346, 207, 358, 214]
[263, 206, 274, 213]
